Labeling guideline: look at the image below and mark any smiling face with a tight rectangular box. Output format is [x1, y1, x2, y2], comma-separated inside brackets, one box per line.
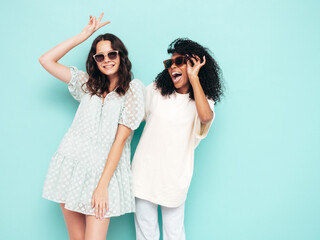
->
[168, 53, 190, 94]
[95, 40, 120, 81]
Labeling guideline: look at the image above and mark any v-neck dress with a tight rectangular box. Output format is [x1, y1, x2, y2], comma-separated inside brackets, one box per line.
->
[42, 67, 145, 218]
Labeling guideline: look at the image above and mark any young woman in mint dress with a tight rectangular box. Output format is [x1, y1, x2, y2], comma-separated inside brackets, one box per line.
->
[39, 13, 144, 240]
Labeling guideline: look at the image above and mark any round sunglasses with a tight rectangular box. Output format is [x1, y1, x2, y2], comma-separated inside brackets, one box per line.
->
[163, 56, 186, 69]
[93, 50, 119, 63]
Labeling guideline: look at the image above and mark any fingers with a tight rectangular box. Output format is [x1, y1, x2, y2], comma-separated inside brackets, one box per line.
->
[92, 201, 108, 219]
[89, 13, 110, 31]
[100, 21, 111, 28]
[186, 54, 198, 67]
[200, 56, 206, 67]
[99, 203, 103, 219]
[95, 202, 99, 219]
[92, 16, 96, 28]
[191, 56, 198, 65]
[187, 57, 193, 67]
[97, 12, 110, 29]
[193, 54, 201, 64]
[101, 202, 108, 219]
[88, 15, 94, 27]
[97, 12, 104, 22]
[187, 54, 206, 67]
[91, 196, 95, 208]
[95, 201, 108, 219]
[102, 204, 106, 219]
[91, 187, 109, 219]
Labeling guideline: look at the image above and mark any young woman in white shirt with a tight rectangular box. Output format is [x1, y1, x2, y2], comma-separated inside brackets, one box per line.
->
[132, 38, 223, 240]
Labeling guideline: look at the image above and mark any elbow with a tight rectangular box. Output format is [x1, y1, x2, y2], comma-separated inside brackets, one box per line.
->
[38, 55, 46, 66]
[200, 112, 214, 124]
[114, 125, 132, 145]
[38, 55, 49, 67]
[115, 133, 130, 146]
[116, 137, 127, 146]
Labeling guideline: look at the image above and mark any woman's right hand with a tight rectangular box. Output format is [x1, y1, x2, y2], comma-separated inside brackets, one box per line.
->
[80, 13, 111, 39]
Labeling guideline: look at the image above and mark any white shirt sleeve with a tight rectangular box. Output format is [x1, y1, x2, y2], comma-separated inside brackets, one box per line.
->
[194, 99, 215, 148]
[144, 83, 156, 121]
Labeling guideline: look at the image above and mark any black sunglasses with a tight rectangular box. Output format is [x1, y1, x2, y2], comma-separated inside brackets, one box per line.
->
[163, 56, 186, 69]
[93, 50, 119, 63]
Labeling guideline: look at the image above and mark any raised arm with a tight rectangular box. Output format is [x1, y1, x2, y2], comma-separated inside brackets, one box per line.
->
[187, 55, 214, 124]
[38, 13, 110, 83]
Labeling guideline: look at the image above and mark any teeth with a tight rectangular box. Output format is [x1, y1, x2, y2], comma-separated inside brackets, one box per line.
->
[172, 72, 182, 77]
[103, 65, 114, 68]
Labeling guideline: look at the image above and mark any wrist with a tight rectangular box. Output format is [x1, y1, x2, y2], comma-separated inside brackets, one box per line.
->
[97, 182, 108, 191]
[97, 175, 110, 189]
[77, 32, 90, 43]
[189, 76, 200, 85]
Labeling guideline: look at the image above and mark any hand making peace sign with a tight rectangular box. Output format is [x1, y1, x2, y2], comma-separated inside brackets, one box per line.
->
[81, 13, 111, 39]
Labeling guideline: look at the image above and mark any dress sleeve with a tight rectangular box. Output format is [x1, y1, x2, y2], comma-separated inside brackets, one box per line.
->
[68, 66, 89, 102]
[119, 79, 145, 130]
[194, 99, 215, 148]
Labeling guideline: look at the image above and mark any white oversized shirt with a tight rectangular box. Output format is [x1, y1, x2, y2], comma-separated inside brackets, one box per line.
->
[132, 83, 215, 207]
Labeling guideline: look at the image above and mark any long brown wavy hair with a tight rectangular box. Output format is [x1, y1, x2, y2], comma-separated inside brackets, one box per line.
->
[84, 33, 132, 97]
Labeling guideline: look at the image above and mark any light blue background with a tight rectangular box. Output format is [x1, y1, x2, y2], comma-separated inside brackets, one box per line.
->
[0, 0, 319, 239]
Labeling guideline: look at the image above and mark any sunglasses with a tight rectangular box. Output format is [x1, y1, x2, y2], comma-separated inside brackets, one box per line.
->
[163, 56, 186, 69]
[93, 50, 119, 63]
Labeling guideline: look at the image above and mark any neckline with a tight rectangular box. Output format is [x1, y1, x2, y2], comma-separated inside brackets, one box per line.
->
[101, 87, 118, 104]
[174, 90, 189, 98]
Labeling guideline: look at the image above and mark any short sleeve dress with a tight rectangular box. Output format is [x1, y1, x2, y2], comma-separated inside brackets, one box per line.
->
[42, 67, 145, 218]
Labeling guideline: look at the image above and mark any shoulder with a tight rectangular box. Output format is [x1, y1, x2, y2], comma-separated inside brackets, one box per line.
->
[126, 79, 145, 94]
[70, 66, 89, 78]
[125, 79, 145, 97]
[130, 79, 145, 89]
[146, 82, 160, 94]
[69, 66, 89, 82]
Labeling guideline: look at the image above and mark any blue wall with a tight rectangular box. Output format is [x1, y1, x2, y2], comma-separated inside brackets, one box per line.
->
[1, 0, 319, 239]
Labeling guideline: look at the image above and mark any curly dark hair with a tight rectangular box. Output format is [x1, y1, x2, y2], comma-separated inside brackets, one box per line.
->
[155, 38, 223, 102]
[85, 33, 132, 97]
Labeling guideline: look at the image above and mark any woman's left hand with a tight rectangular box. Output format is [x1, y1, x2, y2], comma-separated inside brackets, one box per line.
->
[187, 55, 206, 85]
[91, 185, 109, 219]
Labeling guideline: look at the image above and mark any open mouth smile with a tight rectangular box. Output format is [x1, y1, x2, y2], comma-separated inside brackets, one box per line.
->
[171, 72, 182, 83]
[102, 64, 115, 69]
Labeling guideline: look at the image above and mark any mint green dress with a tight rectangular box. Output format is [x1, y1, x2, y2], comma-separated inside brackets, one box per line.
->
[42, 67, 145, 218]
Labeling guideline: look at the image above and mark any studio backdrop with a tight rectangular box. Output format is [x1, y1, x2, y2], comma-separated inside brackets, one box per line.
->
[0, 0, 319, 239]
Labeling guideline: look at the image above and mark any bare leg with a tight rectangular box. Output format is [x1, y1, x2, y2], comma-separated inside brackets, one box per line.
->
[85, 215, 110, 240]
[60, 203, 86, 240]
